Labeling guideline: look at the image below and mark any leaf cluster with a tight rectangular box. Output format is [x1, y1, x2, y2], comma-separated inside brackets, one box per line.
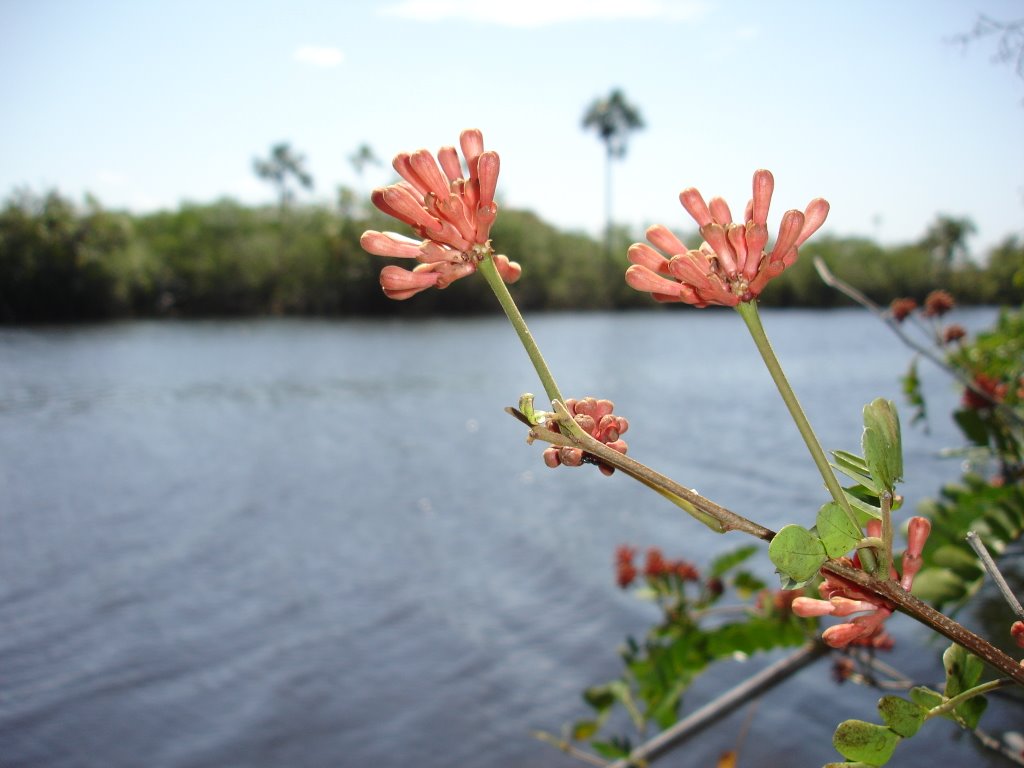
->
[769, 399, 903, 586]
[827, 643, 989, 767]
[569, 545, 817, 759]
[904, 306, 1024, 610]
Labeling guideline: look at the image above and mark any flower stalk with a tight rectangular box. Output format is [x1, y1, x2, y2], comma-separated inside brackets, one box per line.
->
[478, 254, 563, 406]
[735, 301, 876, 569]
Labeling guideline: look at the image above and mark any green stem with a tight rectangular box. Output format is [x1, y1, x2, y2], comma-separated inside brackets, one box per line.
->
[478, 255, 563, 405]
[880, 490, 894, 577]
[926, 677, 1014, 721]
[735, 301, 875, 568]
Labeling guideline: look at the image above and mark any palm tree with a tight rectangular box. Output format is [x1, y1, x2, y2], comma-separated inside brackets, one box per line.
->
[348, 143, 380, 177]
[582, 88, 645, 258]
[921, 215, 976, 274]
[253, 142, 314, 211]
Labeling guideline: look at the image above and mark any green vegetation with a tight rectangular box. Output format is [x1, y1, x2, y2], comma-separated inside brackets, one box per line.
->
[1, 188, 1021, 323]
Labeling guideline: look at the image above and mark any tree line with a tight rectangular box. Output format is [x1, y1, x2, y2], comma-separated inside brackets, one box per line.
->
[0, 187, 1021, 323]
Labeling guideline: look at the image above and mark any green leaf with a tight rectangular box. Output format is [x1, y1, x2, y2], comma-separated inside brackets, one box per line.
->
[768, 524, 827, 585]
[732, 570, 766, 598]
[953, 408, 989, 446]
[710, 544, 758, 577]
[583, 684, 615, 713]
[862, 398, 903, 491]
[571, 720, 599, 741]
[817, 502, 862, 557]
[942, 643, 983, 697]
[877, 696, 925, 738]
[901, 357, 927, 426]
[931, 546, 983, 579]
[833, 720, 900, 765]
[824, 763, 875, 768]
[909, 567, 966, 603]
[954, 694, 988, 730]
[908, 686, 944, 711]
[831, 450, 879, 493]
[841, 485, 883, 521]
[591, 739, 631, 760]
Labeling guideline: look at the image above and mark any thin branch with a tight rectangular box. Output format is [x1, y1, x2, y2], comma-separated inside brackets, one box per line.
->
[605, 643, 829, 768]
[533, 731, 611, 767]
[813, 258, 1024, 427]
[967, 530, 1024, 621]
[522, 403, 774, 541]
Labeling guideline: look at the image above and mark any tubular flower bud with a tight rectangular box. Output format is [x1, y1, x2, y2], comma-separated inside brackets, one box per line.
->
[809, 562, 898, 650]
[541, 397, 629, 476]
[626, 170, 829, 307]
[922, 289, 955, 317]
[889, 297, 917, 322]
[900, 516, 931, 591]
[615, 545, 638, 588]
[361, 130, 520, 300]
[1011, 620, 1024, 649]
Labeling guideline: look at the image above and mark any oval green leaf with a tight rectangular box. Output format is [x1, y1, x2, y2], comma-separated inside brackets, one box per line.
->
[833, 719, 900, 765]
[817, 502, 862, 558]
[877, 696, 925, 738]
[862, 398, 903, 491]
[768, 524, 827, 585]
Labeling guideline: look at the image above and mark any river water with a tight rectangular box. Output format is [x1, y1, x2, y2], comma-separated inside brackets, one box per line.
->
[0, 308, 1016, 767]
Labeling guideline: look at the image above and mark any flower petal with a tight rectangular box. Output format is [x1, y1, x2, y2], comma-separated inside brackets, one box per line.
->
[360, 230, 423, 259]
[379, 264, 440, 300]
[751, 169, 774, 226]
[679, 187, 713, 227]
[646, 224, 688, 257]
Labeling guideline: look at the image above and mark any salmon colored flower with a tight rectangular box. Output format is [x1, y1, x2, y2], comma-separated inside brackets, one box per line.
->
[541, 397, 629, 476]
[941, 324, 967, 344]
[615, 545, 638, 588]
[962, 372, 1008, 410]
[923, 289, 955, 317]
[626, 169, 829, 307]
[1011, 620, 1024, 649]
[792, 517, 932, 649]
[361, 129, 521, 300]
[889, 297, 917, 323]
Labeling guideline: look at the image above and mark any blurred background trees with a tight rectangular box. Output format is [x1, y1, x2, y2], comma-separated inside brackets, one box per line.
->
[0, 186, 1020, 323]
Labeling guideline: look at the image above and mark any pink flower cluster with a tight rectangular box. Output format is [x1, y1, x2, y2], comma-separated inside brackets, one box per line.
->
[792, 517, 932, 649]
[542, 397, 628, 476]
[360, 129, 521, 300]
[626, 170, 829, 307]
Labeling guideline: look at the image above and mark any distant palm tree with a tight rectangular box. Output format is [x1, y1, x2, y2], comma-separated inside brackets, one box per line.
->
[582, 88, 645, 256]
[253, 142, 314, 211]
[921, 215, 976, 273]
[348, 143, 381, 177]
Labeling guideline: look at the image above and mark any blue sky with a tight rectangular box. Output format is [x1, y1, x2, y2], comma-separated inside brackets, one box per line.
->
[2, 0, 1023, 254]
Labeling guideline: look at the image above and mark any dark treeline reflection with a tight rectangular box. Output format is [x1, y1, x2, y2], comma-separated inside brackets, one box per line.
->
[1, 188, 1021, 323]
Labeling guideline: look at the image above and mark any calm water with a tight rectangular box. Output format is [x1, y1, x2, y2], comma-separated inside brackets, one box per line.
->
[0, 309, 1015, 767]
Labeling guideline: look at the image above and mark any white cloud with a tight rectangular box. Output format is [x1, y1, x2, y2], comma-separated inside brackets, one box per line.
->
[293, 45, 345, 68]
[379, 0, 706, 27]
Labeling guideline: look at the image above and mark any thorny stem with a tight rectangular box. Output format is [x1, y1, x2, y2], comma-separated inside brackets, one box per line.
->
[966, 531, 1024, 621]
[734, 301, 878, 571]
[822, 559, 1024, 686]
[478, 254, 564, 406]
